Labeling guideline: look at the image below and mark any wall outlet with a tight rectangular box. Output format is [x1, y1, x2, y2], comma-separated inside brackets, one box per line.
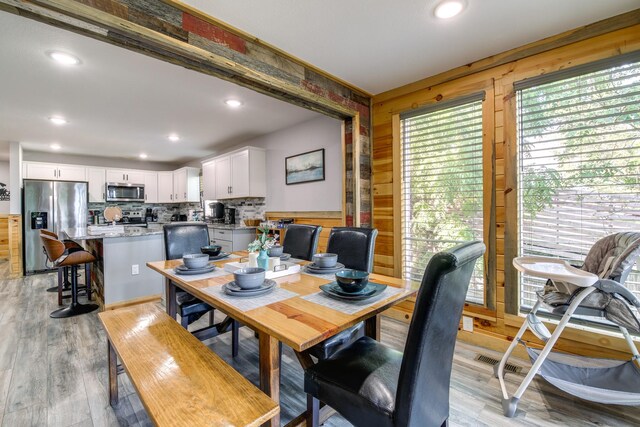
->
[131, 264, 139, 275]
[462, 316, 473, 332]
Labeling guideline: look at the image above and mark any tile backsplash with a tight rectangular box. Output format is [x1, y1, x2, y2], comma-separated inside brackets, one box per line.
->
[204, 198, 266, 222]
[89, 202, 201, 223]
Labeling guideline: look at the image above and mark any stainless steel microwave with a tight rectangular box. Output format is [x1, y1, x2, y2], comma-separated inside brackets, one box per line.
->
[105, 182, 145, 202]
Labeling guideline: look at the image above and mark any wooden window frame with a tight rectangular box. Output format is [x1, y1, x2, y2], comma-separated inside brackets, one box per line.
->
[392, 82, 497, 316]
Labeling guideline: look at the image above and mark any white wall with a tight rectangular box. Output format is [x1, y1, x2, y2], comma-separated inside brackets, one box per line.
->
[240, 116, 342, 212]
[0, 161, 9, 214]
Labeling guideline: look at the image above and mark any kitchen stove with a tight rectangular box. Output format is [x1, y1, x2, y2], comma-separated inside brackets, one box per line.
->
[116, 210, 147, 227]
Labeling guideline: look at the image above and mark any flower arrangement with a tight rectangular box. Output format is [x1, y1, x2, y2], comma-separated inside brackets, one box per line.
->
[248, 226, 278, 252]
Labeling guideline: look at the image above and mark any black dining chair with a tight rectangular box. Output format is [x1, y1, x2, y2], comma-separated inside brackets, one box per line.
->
[307, 227, 378, 360]
[163, 223, 239, 356]
[282, 224, 322, 261]
[304, 241, 486, 427]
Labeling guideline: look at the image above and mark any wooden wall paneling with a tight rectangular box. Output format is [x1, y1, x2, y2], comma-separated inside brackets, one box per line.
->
[353, 113, 361, 227]
[0, 215, 9, 260]
[8, 215, 22, 277]
[373, 22, 640, 359]
[392, 114, 402, 278]
[482, 82, 497, 312]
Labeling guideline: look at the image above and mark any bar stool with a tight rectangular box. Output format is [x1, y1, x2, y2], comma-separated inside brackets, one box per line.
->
[41, 234, 98, 318]
[39, 230, 91, 305]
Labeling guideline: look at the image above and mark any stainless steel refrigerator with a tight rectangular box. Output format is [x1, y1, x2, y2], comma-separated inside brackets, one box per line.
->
[23, 179, 88, 274]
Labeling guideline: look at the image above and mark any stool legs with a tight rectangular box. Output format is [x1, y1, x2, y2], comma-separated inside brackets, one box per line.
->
[50, 265, 99, 318]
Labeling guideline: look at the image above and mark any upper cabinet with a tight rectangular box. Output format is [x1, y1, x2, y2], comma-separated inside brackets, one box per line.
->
[173, 167, 200, 203]
[24, 162, 87, 181]
[23, 161, 201, 204]
[143, 171, 158, 204]
[106, 169, 145, 184]
[202, 161, 216, 201]
[86, 167, 106, 202]
[203, 147, 265, 200]
[157, 171, 174, 203]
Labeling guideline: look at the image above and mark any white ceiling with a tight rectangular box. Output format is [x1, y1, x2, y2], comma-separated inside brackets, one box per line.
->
[183, 0, 640, 94]
[0, 12, 322, 163]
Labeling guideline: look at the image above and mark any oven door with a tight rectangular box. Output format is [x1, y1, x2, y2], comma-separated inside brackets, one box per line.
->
[105, 183, 145, 202]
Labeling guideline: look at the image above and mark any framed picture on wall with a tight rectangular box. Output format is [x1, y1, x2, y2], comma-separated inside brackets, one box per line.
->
[285, 148, 325, 185]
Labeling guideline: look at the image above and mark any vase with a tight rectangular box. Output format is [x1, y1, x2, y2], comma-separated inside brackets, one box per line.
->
[257, 250, 269, 270]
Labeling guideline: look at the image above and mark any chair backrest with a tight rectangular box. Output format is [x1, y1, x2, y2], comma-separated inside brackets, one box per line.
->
[394, 241, 486, 427]
[40, 229, 59, 239]
[326, 227, 378, 272]
[163, 223, 210, 260]
[40, 233, 66, 263]
[582, 232, 640, 284]
[282, 224, 322, 261]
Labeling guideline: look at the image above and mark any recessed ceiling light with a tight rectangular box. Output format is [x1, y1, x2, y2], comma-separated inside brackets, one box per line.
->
[46, 50, 81, 66]
[139, 153, 148, 159]
[224, 99, 243, 108]
[50, 143, 61, 150]
[434, 0, 467, 19]
[48, 116, 68, 125]
[168, 134, 180, 142]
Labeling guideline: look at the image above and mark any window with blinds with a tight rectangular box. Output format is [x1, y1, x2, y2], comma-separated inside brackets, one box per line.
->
[401, 94, 485, 304]
[517, 55, 640, 311]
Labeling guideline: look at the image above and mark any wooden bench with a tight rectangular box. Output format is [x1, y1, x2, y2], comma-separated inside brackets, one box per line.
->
[98, 303, 279, 426]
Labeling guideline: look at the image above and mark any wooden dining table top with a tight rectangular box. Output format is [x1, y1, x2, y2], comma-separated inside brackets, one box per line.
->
[147, 252, 418, 352]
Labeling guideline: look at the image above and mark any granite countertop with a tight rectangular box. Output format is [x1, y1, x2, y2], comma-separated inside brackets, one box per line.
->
[206, 223, 257, 230]
[64, 227, 164, 240]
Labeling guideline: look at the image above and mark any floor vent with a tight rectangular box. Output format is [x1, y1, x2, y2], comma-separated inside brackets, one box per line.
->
[475, 354, 523, 374]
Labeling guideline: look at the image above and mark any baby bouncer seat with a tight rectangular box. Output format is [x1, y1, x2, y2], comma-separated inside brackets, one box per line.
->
[496, 232, 640, 417]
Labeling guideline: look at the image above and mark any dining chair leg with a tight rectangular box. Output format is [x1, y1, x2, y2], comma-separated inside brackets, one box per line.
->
[180, 313, 189, 329]
[232, 319, 239, 358]
[306, 394, 319, 427]
[208, 310, 215, 325]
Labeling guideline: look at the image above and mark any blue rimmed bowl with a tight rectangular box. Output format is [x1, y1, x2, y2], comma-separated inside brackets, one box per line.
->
[335, 269, 369, 293]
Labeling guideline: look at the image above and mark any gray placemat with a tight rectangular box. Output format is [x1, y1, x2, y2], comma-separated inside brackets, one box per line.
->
[164, 266, 232, 282]
[202, 285, 299, 312]
[301, 286, 404, 315]
[301, 269, 337, 281]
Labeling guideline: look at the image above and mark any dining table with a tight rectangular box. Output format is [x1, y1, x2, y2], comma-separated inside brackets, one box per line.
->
[147, 251, 417, 427]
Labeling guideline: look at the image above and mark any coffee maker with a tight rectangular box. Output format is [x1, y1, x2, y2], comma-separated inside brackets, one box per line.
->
[224, 207, 236, 225]
[209, 202, 225, 223]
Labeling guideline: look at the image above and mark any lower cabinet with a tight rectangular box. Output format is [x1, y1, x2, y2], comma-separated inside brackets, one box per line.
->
[208, 227, 256, 253]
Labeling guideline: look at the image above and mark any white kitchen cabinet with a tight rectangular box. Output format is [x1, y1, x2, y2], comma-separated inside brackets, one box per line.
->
[24, 162, 58, 180]
[143, 171, 158, 203]
[207, 147, 265, 199]
[157, 171, 174, 203]
[173, 167, 200, 203]
[106, 169, 145, 184]
[24, 162, 87, 181]
[214, 157, 231, 198]
[86, 167, 106, 202]
[202, 160, 216, 201]
[208, 226, 256, 252]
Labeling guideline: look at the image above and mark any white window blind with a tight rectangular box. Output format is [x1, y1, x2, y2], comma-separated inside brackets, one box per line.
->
[401, 96, 485, 304]
[517, 58, 640, 310]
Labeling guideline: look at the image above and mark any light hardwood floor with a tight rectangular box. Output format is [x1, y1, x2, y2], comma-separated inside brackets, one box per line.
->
[1, 261, 639, 426]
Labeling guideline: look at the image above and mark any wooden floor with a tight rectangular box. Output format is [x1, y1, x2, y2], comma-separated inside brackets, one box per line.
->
[1, 261, 639, 426]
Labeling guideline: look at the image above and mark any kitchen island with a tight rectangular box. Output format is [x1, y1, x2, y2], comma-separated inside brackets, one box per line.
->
[64, 227, 164, 309]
